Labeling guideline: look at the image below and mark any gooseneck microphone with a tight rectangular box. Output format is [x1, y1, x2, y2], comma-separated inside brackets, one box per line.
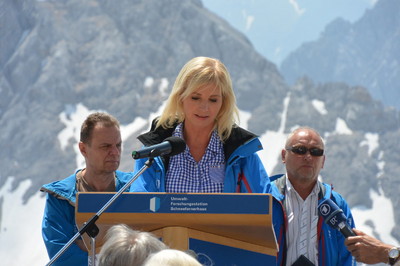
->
[318, 198, 356, 238]
[132, 136, 186, 159]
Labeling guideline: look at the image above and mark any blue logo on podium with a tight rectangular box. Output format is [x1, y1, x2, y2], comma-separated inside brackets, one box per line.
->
[150, 197, 160, 212]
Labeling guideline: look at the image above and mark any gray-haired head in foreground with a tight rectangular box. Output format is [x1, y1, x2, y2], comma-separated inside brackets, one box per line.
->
[143, 249, 202, 266]
[97, 224, 167, 266]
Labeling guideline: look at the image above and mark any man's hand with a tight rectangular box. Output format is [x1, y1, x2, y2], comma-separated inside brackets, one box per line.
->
[345, 228, 393, 264]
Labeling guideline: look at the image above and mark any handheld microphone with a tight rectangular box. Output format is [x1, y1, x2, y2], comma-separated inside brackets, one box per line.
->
[318, 198, 356, 238]
[132, 136, 186, 159]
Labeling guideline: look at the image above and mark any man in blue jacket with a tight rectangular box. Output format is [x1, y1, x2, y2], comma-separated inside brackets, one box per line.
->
[40, 112, 133, 266]
[267, 127, 356, 265]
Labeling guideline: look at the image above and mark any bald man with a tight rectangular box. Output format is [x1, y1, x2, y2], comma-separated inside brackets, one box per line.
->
[267, 127, 356, 266]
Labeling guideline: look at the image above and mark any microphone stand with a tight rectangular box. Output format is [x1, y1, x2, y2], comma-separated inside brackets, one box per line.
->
[46, 158, 155, 266]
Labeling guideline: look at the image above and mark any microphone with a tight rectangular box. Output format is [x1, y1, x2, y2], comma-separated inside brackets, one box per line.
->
[132, 136, 186, 159]
[318, 198, 356, 238]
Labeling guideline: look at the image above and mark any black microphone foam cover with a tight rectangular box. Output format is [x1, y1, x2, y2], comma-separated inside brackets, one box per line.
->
[164, 136, 186, 156]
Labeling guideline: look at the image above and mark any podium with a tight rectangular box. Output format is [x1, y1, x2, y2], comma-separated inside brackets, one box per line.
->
[76, 192, 277, 265]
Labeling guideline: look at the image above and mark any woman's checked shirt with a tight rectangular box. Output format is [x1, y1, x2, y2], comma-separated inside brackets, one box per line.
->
[165, 123, 225, 193]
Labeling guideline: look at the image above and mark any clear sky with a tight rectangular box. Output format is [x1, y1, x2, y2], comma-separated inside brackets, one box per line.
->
[202, 0, 377, 66]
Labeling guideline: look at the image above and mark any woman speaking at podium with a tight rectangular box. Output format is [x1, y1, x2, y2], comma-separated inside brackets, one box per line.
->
[130, 56, 269, 194]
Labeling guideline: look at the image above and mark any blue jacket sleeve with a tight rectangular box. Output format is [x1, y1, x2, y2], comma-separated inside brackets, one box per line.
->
[130, 157, 162, 192]
[238, 153, 269, 193]
[333, 193, 357, 266]
[42, 194, 88, 266]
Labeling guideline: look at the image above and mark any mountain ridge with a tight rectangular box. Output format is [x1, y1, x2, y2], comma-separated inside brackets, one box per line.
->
[280, 0, 400, 110]
[1, 1, 399, 263]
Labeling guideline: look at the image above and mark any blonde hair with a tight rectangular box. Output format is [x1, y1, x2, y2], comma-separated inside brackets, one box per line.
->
[156, 56, 239, 141]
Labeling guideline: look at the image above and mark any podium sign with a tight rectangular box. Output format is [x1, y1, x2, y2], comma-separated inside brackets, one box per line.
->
[76, 192, 277, 265]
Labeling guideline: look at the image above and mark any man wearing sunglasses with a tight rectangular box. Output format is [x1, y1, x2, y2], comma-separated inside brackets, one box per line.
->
[266, 127, 356, 266]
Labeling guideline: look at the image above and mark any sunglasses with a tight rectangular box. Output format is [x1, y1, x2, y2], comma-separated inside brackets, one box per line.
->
[286, 145, 324, 157]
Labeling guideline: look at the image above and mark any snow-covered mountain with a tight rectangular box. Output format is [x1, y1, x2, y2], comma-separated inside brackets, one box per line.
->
[0, 0, 399, 265]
